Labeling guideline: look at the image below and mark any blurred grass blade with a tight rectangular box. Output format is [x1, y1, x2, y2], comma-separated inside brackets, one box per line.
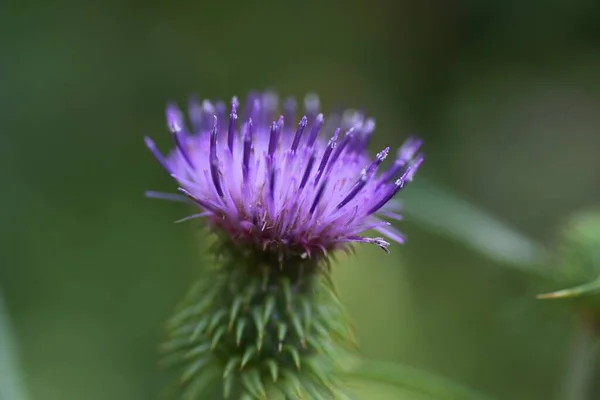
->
[0, 291, 30, 400]
[343, 357, 495, 400]
[537, 276, 600, 299]
[403, 180, 549, 275]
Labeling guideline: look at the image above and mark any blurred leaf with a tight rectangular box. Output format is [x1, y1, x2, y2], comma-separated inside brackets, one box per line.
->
[0, 291, 30, 400]
[537, 276, 600, 300]
[403, 180, 550, 277]
[343, 357, 495, 400]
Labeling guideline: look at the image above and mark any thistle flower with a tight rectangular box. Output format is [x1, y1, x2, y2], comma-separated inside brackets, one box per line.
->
[146, 92, 423, 399]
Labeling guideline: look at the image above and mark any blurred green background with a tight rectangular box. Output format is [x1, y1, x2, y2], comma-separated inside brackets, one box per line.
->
[2, 0, 600, 399]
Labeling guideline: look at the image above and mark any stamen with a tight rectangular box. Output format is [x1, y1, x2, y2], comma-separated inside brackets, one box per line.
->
[187, 95, 203, 133]
[299, 152, 316, 190]
[306, 114, 324, 147]
[314, 128, 340, 185]
[177, 188, 220, 214]
[353, 118, 375, 153]
[144, 137, 171, 175]
[269, 164, 276, 201]
[377, 139, 422, 187]
[336, 169, 368, 209]
[406, 153, 424, 181]
[227, 97, 239, 153]
[215, 102, 226, 130]
[310, 179, 328, 214]
[268, 116, 284, 158]
[291, 116, 308, 153]
[145, 190, 191, 203]
[166, 103, 195, 169]
[366, 147, 389, 176]
[367, 169, 411, 215]
[200, 100, 215, 132]
[242, 119, 253, 181]
[326, 128, 354, 172]
[209, 116, 224, 197]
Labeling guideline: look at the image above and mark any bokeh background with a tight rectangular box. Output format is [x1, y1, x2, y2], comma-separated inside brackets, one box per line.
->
[2, 1, 600, 399]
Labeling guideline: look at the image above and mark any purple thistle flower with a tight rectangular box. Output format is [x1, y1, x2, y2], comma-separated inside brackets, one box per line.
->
[146, 91, 423, 255]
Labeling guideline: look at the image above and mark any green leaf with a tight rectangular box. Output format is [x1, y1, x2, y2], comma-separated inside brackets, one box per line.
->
[403, 180, 549, 276]
[342, 357, 496, 400]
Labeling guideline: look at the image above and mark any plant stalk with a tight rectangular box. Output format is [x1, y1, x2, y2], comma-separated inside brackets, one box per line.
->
[562, 311, 599, 400]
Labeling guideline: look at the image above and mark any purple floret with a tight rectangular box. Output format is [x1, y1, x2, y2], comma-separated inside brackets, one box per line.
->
[145, 91, 423, 256]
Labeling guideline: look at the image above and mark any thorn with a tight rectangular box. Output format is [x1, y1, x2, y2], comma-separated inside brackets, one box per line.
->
[252, 308, 265, 352]
[236, 318, 247, 347]
[240, 346, 257, 369]
[284, 345, 301, 370]
[210, 326, 226, 350]
[223, 357, 241, 378]
[208, 309, 227, 333]
[263, 296, 275, 325]
[291, 313, 306, 346]
[228, 298, 242, 331]
[266, 359, 279, 383]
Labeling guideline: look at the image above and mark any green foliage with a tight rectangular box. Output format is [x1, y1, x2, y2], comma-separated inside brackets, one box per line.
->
[402, 180, 549, 275]
[343, 357, 496, 400]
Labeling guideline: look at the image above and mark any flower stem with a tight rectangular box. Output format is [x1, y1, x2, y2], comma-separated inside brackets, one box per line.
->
[562, 311, 599, 400]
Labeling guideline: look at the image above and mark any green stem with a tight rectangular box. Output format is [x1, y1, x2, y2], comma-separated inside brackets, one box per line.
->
[562, 311, 599, 400]
[0, 291, 30, 400]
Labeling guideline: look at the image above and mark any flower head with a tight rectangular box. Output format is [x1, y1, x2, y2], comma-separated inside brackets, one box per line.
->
[149, 91, 424, 399]
[145, 91, 422, 255]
